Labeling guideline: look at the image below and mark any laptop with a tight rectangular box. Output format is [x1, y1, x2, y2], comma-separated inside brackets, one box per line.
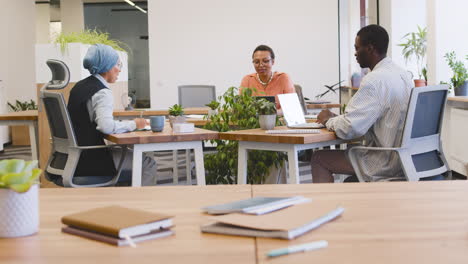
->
[277, 93, 324, 129]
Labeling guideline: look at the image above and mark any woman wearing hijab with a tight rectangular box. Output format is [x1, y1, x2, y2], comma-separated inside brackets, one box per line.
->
[67, 44, 156, 186]
[240, 45, 295, 109]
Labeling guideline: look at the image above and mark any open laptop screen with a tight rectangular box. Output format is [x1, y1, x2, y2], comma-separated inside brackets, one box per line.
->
[277, 93, 307, 126]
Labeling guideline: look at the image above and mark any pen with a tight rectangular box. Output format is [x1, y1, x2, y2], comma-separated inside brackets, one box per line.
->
[266, 240, 328, 258]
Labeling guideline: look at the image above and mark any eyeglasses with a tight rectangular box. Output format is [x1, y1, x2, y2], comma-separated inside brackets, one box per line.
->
[116, 61, 123, 70]
[252, 59, 272, 66]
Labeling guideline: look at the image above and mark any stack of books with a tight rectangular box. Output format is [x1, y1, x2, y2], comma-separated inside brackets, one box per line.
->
[201, 196, 344, 240]
[61, 205, 174, 246]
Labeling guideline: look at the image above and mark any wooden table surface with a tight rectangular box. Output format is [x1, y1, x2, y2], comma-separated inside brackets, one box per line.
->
[105, 126, 219, 144]
[448, 96, 468, 103]
[219, 127, 337, 144]
[0, 110, 38, 121]
[306, 103, 341, 109]
[252, 181, 468, 264]
[0, 185, 254, 264]
[113, 107, 210, 117]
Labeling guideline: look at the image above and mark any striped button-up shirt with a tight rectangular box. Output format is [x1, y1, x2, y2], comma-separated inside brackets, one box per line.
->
[326, 57, 413, 180]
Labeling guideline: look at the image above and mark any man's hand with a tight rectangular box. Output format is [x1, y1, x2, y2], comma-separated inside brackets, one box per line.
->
[134, 118, 147, 129]
[317, 109, 337, 125]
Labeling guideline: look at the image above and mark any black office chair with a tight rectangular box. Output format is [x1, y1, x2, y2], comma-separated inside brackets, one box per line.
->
[40, 59, 129, 187]
[348, 85, 451, 182]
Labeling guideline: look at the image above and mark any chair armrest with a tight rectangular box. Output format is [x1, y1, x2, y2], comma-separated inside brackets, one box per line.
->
[348, 146, 400, 152]
[71, 144, 128, 150]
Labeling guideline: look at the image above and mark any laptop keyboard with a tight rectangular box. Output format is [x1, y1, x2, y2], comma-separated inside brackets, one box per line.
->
[265, 129, 321, 134]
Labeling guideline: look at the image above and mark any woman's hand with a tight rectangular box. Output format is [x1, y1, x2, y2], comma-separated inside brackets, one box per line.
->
[134, 118, 147, 129]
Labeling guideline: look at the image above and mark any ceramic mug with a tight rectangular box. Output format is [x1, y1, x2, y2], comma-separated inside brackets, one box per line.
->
[150, 116, 165, 132]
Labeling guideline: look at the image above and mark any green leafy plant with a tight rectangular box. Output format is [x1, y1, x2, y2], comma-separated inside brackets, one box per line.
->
[7, 100, 37, 112]
[444, 51, 468, 89]
[205, 100, 220, 110]
[0, 160, 41, 193]
[54, 29, 130, 54]
[398, 26, 427, 79]
[203, 87, 285, 184]
[255, 98, 276, 115]
[168, 104, 184, 116]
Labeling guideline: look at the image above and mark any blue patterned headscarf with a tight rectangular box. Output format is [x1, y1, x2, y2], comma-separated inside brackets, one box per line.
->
[83, 44, 119, 74]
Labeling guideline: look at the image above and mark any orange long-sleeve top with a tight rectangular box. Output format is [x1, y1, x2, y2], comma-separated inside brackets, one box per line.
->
[239, 72, 295, 109]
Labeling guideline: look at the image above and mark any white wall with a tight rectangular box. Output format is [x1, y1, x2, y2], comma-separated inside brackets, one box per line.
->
[36, 2, 50, 44]
[148, 0, 340, 108]
[379, 0, 427, 79]
[0, 1, 37, 104]
[427, 0, 468, 86]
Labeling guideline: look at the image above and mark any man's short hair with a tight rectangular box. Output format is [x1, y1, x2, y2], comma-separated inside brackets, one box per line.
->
[357, 25, 389, 55]
[252, 45, 275, 60]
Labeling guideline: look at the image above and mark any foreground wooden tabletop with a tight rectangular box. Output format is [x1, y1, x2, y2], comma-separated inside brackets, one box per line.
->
[0, 186, 254, 264]
[253, 181, 468, 264]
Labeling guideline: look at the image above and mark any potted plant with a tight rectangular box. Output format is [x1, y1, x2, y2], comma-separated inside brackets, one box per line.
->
[0, 159, 41, 238]
[205, 100, 220, 118]
[444, 51, 468, 96]
[255, 98, 277, 130]
[398, 26, 427, 87]
[7, 100, 37, 146]
[203, 87, 285, 184]
[168, 104, 186, 127]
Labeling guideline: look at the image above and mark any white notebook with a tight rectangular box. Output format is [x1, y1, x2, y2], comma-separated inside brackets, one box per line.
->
[201, 196, 309, 215]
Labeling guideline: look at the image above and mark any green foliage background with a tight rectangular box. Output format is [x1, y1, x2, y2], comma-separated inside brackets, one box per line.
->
[203, 87, 286, 184]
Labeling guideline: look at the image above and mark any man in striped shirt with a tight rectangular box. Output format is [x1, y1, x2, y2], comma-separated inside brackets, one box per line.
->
[311, 24, 413, 183]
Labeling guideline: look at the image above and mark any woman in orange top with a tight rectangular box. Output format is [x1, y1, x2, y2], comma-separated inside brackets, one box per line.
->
[240, 45, 295, 109]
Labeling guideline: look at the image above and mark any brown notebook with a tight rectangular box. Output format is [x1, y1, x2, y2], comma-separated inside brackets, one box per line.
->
[62, 226, 174, 246]
[62, 205, 173, 238]
[201, 203, 344, 240]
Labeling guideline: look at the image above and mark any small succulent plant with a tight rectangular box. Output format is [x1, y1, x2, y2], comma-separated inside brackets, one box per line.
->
[0, 160, 41, 193]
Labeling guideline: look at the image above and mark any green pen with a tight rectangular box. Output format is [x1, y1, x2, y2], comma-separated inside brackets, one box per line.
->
[266, 240, 328, 258]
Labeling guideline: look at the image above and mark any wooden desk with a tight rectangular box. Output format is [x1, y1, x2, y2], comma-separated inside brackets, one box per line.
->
[252, 181, 468, 264]
[0, 185, 255, 264]
[306, 103, 341, 109]
[106, 126, 218, 187]
[0, 110, 39, 161]
[113, 107, 210, 120]
[219, 127, 345, 184]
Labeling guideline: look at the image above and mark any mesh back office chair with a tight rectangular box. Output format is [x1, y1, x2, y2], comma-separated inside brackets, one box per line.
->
[348, 85, 451, 182]
[40, 59, 129, 187]
[294, 84, 308, 115]
[178, 85, 216, 107]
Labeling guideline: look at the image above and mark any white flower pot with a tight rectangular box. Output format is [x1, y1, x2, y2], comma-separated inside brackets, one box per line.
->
[208, 109, 217, 118]
[259, 114, 276, 130]
[0, 185, 39, 238]
[169, 116, 186, 128]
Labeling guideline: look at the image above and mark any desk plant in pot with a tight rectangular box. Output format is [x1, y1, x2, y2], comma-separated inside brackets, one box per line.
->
[398, 26, 427, 87]
[168, 104, 186, 128]
[256, 98, 276, 130]
[203, 87, 285, 184]
[444, 51, 468, 96]
[0, 159, 41, 238]
[205, 100, 220, 118]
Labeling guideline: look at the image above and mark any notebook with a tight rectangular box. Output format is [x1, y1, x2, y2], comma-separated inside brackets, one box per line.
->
[62, 226, 174, 246]
[61, 205, 173, 238]
[201, 196, 310, 215]
[201, 203, 344, 240]
[278, 93, 325, 129]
